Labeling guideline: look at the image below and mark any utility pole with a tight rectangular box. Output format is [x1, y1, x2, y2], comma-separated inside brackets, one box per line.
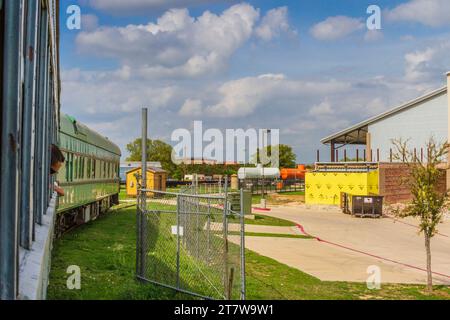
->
[139, 108, 148, 276]
[261, 129, 271, 209]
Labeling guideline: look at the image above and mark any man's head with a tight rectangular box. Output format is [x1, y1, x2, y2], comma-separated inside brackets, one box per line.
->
[51, 144, 65, 174]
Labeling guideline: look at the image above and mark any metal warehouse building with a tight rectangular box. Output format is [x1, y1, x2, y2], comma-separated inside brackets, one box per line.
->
[321, 72, 450, 163]
[306, 73, 450, 205]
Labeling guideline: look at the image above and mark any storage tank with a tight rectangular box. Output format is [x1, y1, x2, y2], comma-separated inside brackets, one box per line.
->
[238, 164, 281, 180]
[280, 164, 306, 180]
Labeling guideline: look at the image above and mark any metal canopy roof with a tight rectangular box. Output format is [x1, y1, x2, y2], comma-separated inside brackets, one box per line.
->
[321, 86, 447, 145]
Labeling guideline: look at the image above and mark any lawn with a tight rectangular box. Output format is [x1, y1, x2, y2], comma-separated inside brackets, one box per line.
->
[228, 214, 297, 227]
[47, 205, 450, 300]
[119, 187, 134, 201]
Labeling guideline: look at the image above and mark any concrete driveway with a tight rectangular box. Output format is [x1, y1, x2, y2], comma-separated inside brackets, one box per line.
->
[237, 205, 450, 285]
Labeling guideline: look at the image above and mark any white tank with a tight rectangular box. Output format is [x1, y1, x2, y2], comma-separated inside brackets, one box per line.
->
[238, 164, 280, 180]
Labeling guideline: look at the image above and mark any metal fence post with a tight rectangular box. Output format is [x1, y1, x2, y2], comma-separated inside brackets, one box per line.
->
[222, 177, 229, 299]
[140, 108, 148, 277]
[176, 194, 181, 289]
[207, 198, 211, 262]
[240, 188, 246, 300]
[136, 190, 141, 277]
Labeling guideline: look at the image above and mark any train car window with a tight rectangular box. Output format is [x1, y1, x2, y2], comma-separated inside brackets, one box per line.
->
[78, 156, 81, 180]
[74, 155, 78, 180]
[86, 157, 91, 179]
[65, 153, 72, 182]
[79, 157, 82, 179]
[70, 153, 74, 182]
[65, 153, 70, 182]
[81, 157, 85, 179]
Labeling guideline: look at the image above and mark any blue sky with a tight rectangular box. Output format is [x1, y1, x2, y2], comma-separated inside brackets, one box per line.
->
[59, 0, 450, 163]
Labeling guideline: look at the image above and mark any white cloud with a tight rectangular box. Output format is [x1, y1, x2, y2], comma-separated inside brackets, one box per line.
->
[61, 69, 180, 115]
[84, 0, 228, 15]
[76, 4, 261, 78]
[310, 16, 364, 41]
[309, 99, 334, 116]
[190, 74, 352, 117]
[386, 0, 450, 27]
[404, 48, 436, 82]
[255, 7, 294, 41]
[179, 99, 204, 117]
[402, 39, 450, 84]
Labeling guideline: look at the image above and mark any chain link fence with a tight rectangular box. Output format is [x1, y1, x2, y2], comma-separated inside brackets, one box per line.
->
[136, 183, 246, 300]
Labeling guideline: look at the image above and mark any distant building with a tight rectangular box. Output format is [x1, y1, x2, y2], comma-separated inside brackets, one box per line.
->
[177, 158, 218, 165]
[184, 174, 206, 181]
[120, 161, 162, 183]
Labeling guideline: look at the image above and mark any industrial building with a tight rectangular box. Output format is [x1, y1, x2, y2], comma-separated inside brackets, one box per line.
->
[306, 72, 450, 205]
[321, 73, 450, 163]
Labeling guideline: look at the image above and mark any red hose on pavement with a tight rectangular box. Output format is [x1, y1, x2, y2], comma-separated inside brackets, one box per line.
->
[295, 223, 450, 280]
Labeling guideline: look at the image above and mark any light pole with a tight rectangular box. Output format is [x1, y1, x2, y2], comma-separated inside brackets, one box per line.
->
[261, 129, 271, 208]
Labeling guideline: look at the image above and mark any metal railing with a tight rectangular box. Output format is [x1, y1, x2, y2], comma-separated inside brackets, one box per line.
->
[240, 178, 305, 195]
[136, 186, 246, 300]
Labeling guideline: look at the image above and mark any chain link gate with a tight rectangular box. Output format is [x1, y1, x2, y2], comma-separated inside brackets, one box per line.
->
[136, 185, 246, 300]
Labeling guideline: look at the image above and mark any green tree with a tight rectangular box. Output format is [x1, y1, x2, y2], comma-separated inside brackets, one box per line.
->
[126, 138, 178, 177]
[253, 144, 297, 168]
[391, 138, 450, 292]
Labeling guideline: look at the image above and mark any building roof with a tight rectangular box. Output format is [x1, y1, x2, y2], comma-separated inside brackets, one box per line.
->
[126, 167, 167, 174]
[121, 161, 162, 168]
[60, 113, 122, 156]
[321, 86, 447, 145]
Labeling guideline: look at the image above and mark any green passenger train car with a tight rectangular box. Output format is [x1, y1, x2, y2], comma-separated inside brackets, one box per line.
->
[55, 114, 121, 236]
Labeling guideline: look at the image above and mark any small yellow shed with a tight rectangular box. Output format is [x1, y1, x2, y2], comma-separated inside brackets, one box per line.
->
[126, 167, 167, 197]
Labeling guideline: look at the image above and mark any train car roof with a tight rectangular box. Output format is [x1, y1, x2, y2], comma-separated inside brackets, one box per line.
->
[60, 113, 121, 156]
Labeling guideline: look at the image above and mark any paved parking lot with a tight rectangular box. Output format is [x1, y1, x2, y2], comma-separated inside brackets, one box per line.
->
[238, 205, 450, 285]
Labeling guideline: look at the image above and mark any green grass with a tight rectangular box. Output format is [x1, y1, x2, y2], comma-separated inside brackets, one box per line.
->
[229, 214, 296, 227]
[119, 187, 134, 201]
[48, 206, 450, 300]
[245, 250, 450, 300]
[252, 195, 262, 204]
[279, 191, 305, 196]
[47, 207, 192, 300]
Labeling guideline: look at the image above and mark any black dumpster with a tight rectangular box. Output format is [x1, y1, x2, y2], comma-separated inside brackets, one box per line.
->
[341, 193, 383, 218]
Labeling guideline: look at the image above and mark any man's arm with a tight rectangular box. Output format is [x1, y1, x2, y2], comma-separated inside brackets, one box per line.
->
[54, 182, 65, 196]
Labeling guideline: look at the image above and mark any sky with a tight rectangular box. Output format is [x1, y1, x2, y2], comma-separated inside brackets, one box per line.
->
[59, 0, 450, 164]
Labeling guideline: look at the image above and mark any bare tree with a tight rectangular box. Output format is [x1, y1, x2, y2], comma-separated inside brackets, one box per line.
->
[391, 138, 449, 292]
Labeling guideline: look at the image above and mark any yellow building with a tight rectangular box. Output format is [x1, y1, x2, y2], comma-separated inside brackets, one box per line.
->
[305, 169, 379, 205]
[126, 167, 167, 197]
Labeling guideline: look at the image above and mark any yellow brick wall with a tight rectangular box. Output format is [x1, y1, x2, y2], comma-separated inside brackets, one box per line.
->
[305, 171, 379, 205]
